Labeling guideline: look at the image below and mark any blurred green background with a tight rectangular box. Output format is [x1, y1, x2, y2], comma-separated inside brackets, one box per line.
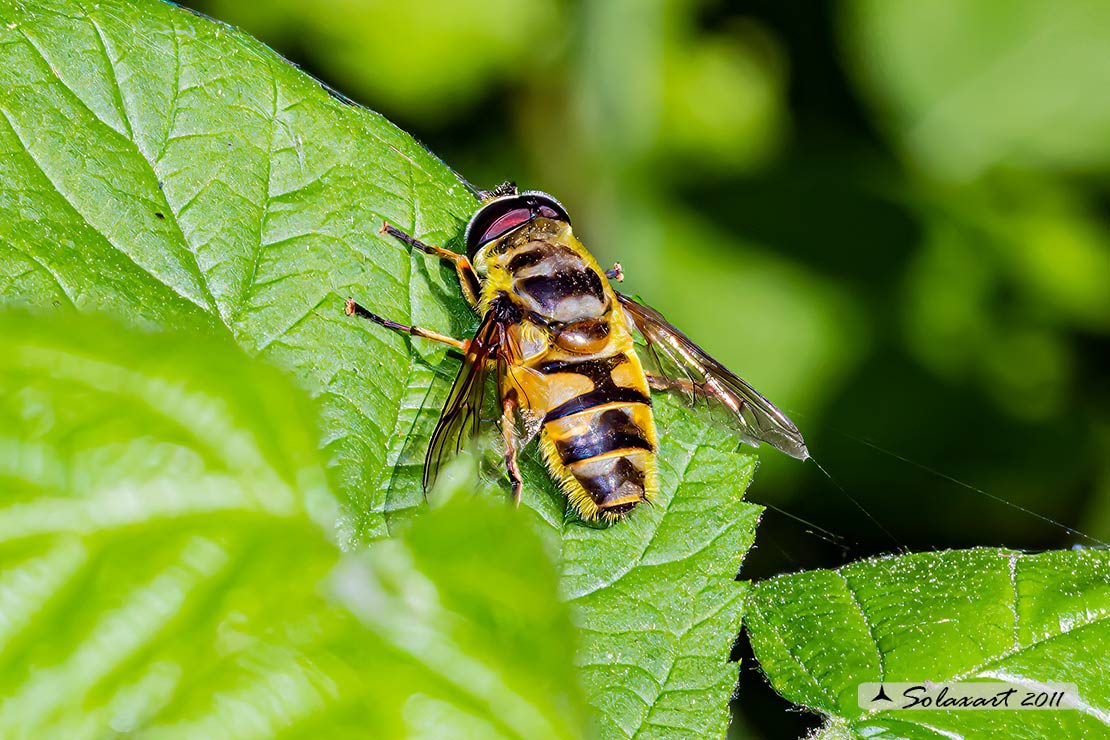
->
[182, 0, 1110, 736]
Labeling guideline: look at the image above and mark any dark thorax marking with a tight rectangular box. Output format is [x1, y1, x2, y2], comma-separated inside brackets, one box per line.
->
[518, 269, 605, 314]
[506, 248, 547, 272]
[501, 238, 609, 322]
[503, 240, 580, 274]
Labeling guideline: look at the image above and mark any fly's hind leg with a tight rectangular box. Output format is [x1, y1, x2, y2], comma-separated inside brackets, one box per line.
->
[380, 222, 481, 307]
[345, 299, 468, 351]
[645, 373, 700, 394]
[645, 373, 715, 410]
[500, 395, 524, 506]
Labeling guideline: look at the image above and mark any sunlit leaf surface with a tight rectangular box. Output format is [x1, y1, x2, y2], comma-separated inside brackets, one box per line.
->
[0, 314, 587, 739]
[0, 2, 763, 737]
[747, 548, 1110, 739]
[551, 401, 761, 740]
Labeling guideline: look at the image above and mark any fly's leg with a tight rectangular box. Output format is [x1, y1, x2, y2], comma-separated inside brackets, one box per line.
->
[380, 222, 481, 307]
[500, 394, 524, 506]
[605, 262, 624, 282]
[345, 299, 468, 351]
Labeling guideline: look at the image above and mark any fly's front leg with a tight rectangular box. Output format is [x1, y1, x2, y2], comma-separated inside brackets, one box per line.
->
[500, 394, 524, 506]
[380, 222, 481, 307]
[345, 299, 468, 351]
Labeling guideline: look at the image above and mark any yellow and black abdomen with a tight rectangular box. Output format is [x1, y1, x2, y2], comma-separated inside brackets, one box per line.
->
[533, 353, 660, 521]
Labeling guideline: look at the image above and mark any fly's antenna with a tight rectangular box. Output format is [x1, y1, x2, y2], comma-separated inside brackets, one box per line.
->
[829, 426, 1109, 549]
[478, 181, 519, 201]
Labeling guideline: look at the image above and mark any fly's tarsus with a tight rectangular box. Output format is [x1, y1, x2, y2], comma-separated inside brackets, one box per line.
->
[345, 298, 467, 351]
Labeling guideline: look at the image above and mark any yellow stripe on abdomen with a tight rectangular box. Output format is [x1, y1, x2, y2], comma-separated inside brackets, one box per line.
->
[540, 403, 659, 521]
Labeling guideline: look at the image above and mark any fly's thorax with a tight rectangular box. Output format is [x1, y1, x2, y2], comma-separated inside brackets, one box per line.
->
[479, 219, 614, 328]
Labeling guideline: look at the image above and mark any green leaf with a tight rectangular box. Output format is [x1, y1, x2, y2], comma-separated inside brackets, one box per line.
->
[0, 312, 587, 739]
[0, 1, 764, 736]
[553, 402, 761, 740]
[394, 402, 763, 740]
[747, 548, 1110, 739]
[335, 497, 589, 740]
[843, 0, 1110, 179]
[0, 0, 479, 546]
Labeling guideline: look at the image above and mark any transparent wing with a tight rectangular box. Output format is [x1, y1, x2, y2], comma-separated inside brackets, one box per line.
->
[618, 293, 809, 460]
[423, 311, 501, 490]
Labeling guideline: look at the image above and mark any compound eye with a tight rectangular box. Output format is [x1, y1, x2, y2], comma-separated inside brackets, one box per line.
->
[524, 191, 570, 224]
[475, 206, 533, 251]
[465, 192, 571, 258]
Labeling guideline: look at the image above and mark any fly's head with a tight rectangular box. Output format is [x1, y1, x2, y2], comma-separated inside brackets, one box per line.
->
[465, 190, 571, 275]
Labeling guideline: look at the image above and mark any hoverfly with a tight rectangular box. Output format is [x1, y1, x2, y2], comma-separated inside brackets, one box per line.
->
[346, 183, 807, 521]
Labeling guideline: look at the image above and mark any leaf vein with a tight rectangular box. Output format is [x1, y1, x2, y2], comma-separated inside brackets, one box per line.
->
[0, 106, 210, 314]
[87, 13, 134, 141]
[839, 571, 886, 681]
